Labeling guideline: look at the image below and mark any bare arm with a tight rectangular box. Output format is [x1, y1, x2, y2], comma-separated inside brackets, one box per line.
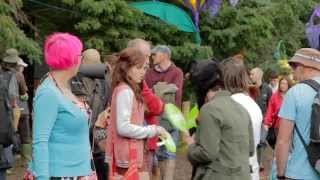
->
[275, 118, 294, 176]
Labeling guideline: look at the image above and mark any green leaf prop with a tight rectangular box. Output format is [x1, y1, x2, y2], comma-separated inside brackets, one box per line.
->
[157, 132, 176, 153]
[164, 103, 188, 132]
[185, 105, 199, 129]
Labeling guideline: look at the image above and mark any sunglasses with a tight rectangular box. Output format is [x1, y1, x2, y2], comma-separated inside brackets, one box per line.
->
[290, 62, 304, 70]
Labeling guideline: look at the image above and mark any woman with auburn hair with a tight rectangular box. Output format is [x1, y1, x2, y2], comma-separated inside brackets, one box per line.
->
[263, 76, 292, 148]
[30, 33, 94, 180]
[105, 48, 166, 179]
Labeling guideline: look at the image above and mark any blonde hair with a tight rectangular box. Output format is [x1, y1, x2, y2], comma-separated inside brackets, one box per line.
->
[251, 67, 263, 86]
[127, 38, 151, 49]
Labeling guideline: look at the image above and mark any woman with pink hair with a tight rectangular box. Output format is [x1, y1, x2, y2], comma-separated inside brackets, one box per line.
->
[30, 33, 94, 180]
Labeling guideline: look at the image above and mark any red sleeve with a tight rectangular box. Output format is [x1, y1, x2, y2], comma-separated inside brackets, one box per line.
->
[264, 93, 276, 127]
[142, 81, 164, 116]
[173, 69, 184, 108]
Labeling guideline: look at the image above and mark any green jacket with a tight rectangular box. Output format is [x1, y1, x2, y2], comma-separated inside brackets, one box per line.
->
[188, 91, 254, 180]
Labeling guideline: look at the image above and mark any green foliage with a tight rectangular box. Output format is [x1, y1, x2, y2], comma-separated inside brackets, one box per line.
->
[71, 0, 213, 68]
[5, 0, 320, 95]
[0, 0, 41, 63]
[171, 43, 213, 68]
[200, 0, 318, 73]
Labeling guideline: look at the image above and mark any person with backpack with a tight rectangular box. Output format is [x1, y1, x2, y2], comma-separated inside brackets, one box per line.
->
[0, 49, 20, 180]
[276, 48, 320, 179]
[70, 48, 109, 180]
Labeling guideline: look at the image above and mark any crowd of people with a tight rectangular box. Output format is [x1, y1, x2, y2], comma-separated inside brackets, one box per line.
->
[1, 32, 320, 180]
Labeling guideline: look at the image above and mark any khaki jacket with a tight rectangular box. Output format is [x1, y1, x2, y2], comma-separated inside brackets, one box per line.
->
[188, 91, 254, 180]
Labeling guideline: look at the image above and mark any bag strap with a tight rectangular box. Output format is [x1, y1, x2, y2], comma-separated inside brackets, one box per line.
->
[294, 125, 309, 153]
[295, 79, 320, 154]
[294, 124, 309, 149]
[83, 101, 97, 172]
[301, 79, 320, 91]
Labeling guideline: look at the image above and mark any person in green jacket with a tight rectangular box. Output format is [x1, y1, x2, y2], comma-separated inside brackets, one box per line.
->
[185, 59, 255, 180]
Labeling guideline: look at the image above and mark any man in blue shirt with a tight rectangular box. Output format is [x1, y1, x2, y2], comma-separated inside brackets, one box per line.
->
[276, 48, 320, 179]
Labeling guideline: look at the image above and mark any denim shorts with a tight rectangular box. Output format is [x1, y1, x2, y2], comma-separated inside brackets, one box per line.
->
[156, 128, 180, 161]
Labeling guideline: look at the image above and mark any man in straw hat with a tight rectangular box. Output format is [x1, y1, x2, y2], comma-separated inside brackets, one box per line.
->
[0, 48, 21, 179]
[1, 48, 21, 130]
[276, 48, 320, 179]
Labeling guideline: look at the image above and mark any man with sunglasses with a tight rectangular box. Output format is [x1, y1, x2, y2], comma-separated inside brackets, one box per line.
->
[276, 48, 320, 179]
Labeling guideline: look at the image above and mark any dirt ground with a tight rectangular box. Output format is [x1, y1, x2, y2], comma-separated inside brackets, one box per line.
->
[7, 146, 273, 180]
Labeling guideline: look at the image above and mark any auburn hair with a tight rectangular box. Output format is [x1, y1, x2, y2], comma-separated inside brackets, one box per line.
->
[112, 48, 147, 103]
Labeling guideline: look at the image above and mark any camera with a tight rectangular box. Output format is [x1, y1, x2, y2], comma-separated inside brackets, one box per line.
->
[78, 64, 108, 79]
[71, 64, 108, 96]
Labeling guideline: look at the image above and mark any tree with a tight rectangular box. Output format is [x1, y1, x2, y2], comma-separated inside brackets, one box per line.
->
[0, 0, 41, 63]
[199, 0, 318, 75]
[22, 0, 212, 65]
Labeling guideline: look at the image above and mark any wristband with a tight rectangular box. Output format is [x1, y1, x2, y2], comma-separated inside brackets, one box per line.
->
[276, 175, 286, 179]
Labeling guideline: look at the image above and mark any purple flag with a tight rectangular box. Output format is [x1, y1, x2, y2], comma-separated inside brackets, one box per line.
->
[203, 0, 222, 17]
[306, 5, 320, 49]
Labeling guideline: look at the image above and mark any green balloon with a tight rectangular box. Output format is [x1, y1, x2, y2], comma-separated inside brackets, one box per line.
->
[164, 103, 188, 132]
[186, 105, 199, 129]
[158, 132, 176, 153]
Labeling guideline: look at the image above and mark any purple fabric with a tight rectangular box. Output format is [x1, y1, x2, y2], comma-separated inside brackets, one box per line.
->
[182, 0, 223, 28]
[183, 0, 202, 28]
[203, 0, 222, 16]
[183, 0, 194, 10]
[193, 11, 200, 28]
[306, 6, 320, 49]
[229, 0, 239, 6]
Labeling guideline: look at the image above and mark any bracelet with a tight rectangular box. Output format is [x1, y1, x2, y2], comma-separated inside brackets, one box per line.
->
[276, 175, 286, 179]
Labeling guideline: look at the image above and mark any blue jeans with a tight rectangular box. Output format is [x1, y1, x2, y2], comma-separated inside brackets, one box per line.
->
[156, 128, 180, 161]
[0, 169, 6, 180]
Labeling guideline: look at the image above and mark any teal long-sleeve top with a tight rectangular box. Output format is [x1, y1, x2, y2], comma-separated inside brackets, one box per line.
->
[31, 78, 91, 180]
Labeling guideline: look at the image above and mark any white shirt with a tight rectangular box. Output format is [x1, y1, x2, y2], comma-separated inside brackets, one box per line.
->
[232, 93, 263, 180]
[116, 88, 158, 139]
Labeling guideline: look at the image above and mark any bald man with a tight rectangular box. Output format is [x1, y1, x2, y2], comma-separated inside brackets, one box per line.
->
[71, 48, 109, 180]
[82, 49, 101, 65]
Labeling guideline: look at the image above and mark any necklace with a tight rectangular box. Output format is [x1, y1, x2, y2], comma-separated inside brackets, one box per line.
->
[49, 72, 92, 121]
[49, 72, 77, 104]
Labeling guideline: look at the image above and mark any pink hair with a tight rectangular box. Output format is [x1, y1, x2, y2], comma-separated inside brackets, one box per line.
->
[44, 32, 83, 70]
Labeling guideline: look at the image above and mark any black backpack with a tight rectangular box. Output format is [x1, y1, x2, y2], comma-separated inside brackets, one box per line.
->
[0, 70, 15, 147]
[295, 79, 320, 174]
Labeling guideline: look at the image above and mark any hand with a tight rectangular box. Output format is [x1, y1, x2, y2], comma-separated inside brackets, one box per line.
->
[182, 132, 194, 145]
[20, 93, 29, 101]
[95, 108, 110, 128]
[263, 124, 269, 131]
[185, 135, 194, 145]
[156, 126, 168, 137]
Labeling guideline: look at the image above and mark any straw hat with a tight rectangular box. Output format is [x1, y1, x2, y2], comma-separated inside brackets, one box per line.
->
[2, 48, 22, 64]
[288, 48, 320, 70]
